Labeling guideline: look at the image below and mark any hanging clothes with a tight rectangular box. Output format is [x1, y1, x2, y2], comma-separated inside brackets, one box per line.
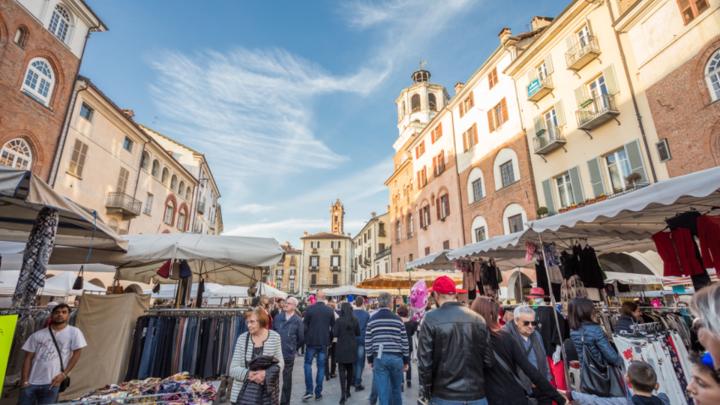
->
[578, 245, 605, 289]
[697, 214, 720, 271]
[13, 207, 59, 308]
[652, 229, 704, 276]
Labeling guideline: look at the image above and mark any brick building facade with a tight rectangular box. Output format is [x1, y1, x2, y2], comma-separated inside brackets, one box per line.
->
[0, 0, 104, 180]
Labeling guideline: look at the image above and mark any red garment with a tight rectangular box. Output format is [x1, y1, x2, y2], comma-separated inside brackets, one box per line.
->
[652, 228, 704, 276]
[697, 215, 720, 271]
[548, 356, 567, 390]
[156, 259, 171, 278]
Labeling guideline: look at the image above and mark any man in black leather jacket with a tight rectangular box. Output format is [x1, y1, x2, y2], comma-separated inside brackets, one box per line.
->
[417, 276, 494, 404]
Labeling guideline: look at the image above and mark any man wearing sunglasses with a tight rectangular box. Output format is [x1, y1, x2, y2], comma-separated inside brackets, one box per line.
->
[503, 303, 553, 399]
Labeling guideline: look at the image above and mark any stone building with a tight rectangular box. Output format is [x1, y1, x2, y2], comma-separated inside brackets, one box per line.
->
[352, 212, 389, 283]
[272, 242, 302, 294]
[142, 125, 223, 235]
[0, 0, 105, 180]
[51, 77, 197, 235]
[300, 200, 352, 293]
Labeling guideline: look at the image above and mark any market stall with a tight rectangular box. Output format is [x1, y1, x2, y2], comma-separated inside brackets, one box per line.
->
[323, 285, 376, 297]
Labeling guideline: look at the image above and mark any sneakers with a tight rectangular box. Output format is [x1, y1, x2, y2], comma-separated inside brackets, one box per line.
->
[302, 393, 313, 402]
[315, 394, 323, 400]
[355, 384, 365, 392]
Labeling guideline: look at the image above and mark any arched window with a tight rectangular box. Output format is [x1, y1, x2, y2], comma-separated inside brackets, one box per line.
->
[161, 168, 169, 185]
[706, 49, 720, 102]
[163, 200, 175, 225]
[140, 151, 150, 170]
[186, 186, 192, 200]
[170, 175, 178, 191]
[471, 216, 488, 243]
[22, 58, 55, 105]
[48, 4, 71, 43]
[411, 94, 421, 112]
[178, 181, 185, 198]
[0, 138, 33, 170]
[502, 203, 527, 235]
[466, 168, 485, 203]
[493, 148, 520, 190]
[151, 159, 160, 177]
[177, 209, 187, 231]
[428, 93, 437, 111]
[13, 26, 29, 48]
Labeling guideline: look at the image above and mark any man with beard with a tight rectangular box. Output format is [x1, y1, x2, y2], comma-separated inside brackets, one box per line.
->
[20, 304, 87, 405]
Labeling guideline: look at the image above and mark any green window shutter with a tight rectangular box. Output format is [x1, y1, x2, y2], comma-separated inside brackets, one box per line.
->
[604, 65, 619, 95]
[574, 86, 589, 107]
[565, 35, 575, 52]
[545, 54, 554, 75]
[554, 101, 566, 128]
[568, 166, 585, 204]
[587, 157, 607, 198]
[624, 139, 648, 185]
[542, 179, 556, 214]
[533, 116, 544, 136]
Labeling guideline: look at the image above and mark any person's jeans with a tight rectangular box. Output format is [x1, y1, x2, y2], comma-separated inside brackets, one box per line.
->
[280, 357, 294, 405]
[373, 354, 404, 405]
[354, 344, 366, 387]
[430, 398, 488, 405]
[304, 345, 327, 396]
[18, 384, 60, 405]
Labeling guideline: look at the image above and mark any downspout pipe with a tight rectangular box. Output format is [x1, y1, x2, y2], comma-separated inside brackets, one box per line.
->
[606, 0, 658, 183]
[126, 140, 149, 233]
[49, 23, 101, 186]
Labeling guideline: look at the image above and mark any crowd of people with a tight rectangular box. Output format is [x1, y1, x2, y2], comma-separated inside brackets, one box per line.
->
[225, 278, 720, 405]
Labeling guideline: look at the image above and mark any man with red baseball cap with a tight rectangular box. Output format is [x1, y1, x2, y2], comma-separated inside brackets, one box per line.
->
[416, 276, 493, 404]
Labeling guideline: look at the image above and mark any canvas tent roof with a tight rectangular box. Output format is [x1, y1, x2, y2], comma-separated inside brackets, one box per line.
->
[51, 233, 284, 286]
[0, 271, 105, 296]
[448, 166, 720, 263]
[0, 169, 125, 251]
[323, 285, 374, 297]
[405, 250, 452, 270]
[256, 282, 287, 299]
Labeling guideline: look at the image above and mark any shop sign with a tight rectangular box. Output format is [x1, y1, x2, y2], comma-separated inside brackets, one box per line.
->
[527, 78, 541, 97]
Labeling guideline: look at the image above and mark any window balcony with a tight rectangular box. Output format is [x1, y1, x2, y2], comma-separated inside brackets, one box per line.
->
[196, 201, 206, 214]
[527, 75, 554, 102]
[332, 248, 340, 254]
[533, 125, 566, 155]
[566, 37, 601, 71]
[105, 192, 141, 219]
[331, 266, 341, 272]
[576, 94, 620, 130]
[309, 266, 319, 272]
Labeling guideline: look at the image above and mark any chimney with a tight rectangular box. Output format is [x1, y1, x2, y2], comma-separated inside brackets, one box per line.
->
[531, 16, 553, 31]
[371, 211, 377, 218]
[303, 231, 309, 237]
[498, 27, 512, 45]
[454, 82, 465, 94]
[122, 109, 135, 119]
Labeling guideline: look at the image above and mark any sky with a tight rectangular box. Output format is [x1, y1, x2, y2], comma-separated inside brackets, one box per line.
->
[80, 0, 566, 246]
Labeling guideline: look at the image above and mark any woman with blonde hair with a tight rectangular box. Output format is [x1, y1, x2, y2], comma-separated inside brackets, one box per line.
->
[691, 283, 720, 371]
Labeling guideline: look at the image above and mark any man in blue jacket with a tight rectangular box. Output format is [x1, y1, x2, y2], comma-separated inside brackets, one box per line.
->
[273, 296, 304, 405]
[352, 296, 370, 391]
[302, 290, 335, 401]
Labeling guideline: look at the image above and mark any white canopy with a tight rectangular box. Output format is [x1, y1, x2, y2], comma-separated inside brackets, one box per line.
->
[405, 250, 451, 270]
[256, 282, 288, 299]
[604, 272, 663, 285]
[53, 233, 285, 286]
[0, 168, 125, 251]
[0, 271, 105, 296]
[212, 285, 250, 298]
[448, 166, 720, 262]
[323, 285, 373, 297]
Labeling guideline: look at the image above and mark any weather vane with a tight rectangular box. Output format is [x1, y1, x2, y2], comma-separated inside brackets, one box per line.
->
[419, 59, 427, 70]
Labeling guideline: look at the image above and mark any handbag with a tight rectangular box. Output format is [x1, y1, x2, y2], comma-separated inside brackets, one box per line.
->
[578, 331, 624, 398]
[48, 327, 71, 393]
[493, 351, 539, 405]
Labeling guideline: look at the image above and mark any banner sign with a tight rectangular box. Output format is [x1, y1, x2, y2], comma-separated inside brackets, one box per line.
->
[0, 314, 18, 396]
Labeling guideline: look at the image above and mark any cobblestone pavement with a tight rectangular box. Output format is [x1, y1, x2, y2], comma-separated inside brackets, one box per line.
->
[288, 353, 420, 404]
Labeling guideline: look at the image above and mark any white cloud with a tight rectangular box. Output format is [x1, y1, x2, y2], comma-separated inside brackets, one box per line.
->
[229, 204, 276, 215]
[226, 218, 329, 236]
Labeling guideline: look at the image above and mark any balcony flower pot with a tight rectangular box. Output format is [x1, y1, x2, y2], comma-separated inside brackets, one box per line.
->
[536, 206, 549, 218]
[580, 99, 594, 108]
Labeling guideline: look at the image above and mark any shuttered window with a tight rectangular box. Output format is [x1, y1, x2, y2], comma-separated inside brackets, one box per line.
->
[116, 168, 129, 194]
[68, 140, 89, 177]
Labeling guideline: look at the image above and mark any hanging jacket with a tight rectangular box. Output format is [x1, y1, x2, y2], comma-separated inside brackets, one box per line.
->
[697, 214, 720, 271]
[652, 228, 704, 276]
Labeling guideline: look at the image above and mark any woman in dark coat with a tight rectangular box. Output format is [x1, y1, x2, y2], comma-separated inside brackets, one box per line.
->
[333, 302, 360, 404]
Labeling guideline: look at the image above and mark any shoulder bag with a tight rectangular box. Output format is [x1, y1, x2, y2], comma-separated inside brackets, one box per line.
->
[48, 327, 71, 393]
[578, 331, 625, 398]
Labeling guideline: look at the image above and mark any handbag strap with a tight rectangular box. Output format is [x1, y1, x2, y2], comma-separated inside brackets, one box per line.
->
[493, 351, 529, 393]
[245, 332, 251, 366]
[48, 327, 65, 372]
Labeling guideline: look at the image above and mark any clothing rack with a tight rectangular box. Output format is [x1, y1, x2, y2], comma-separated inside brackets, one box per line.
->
[147, 307, 248, 315]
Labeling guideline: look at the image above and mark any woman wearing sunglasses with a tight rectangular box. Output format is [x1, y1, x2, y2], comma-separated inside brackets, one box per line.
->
[690, 283, 720, 371]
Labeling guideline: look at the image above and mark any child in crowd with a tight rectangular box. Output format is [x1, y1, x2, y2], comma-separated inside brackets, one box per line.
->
[626, 360, 670, 405]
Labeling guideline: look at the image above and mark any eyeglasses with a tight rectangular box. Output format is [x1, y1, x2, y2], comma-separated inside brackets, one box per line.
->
[522, 321, 539, 327]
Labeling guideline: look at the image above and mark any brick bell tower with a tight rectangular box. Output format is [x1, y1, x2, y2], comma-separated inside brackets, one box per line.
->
[330, 199, 345, 235]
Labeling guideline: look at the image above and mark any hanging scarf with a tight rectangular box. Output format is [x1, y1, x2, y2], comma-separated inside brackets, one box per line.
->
[13, 207, 59, 308]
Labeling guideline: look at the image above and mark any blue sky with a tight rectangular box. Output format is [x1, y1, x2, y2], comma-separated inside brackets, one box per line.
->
[81, 0, 566, 246]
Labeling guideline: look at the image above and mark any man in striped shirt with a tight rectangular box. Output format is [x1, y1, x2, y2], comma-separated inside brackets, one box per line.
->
[365, 292, 409, 405]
